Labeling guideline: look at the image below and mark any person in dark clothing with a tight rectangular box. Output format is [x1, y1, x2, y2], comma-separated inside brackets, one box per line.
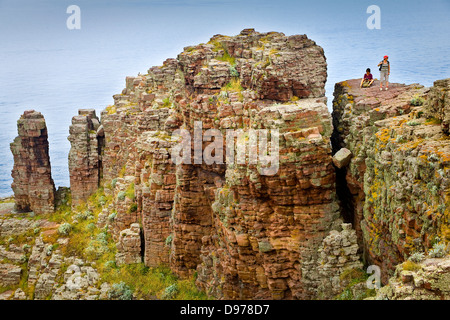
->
[360, 68, 374, 88]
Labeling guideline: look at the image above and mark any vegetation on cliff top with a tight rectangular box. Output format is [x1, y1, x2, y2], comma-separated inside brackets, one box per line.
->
[0, 185, 209, 300]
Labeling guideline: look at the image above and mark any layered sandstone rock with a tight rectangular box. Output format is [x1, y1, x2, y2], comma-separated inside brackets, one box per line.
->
[194, 98, 341, 300]
[135, 131, 177, 267]
[115, 223, 142, 266]
[107, 176, 140, 241]
[68, 109, 103, 208]
[332, 79, 450, 282]
[333, 148, 352, 169]
[424, 78, 450, 134]
[0, 264, 22, 287]
[375, 256, 450, 300]
[34, 252, 63, 300]
[5, 31, 450, 301]
[10, 110, 55, 214]
[316, 223, 363, 299]
[98, 29, 345, 299]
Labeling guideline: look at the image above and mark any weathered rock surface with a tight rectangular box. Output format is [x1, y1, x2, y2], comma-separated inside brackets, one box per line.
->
[332, 79, 450, 282]
[108, 176, 140, 241]
[52, 263, 102, 300]
[424, 78, 450, 134]
[194, 98, 342, 300]
[34, 251, 63, 300]
[12, 288, 27, 300]
[0, 215, 39, 237]
[317, 223, 363, 299]
[135, 132, 176, 268]
[0, 263, 22, 287]
[0, 202, 114, 301]
[0, 244, 26, 263]
[115, 223, 142, 266]
[375, 256, 450, 300]
[68, 109, 104, 208]
[7, 31, 449, 301]
[27, 236, 45, 285]
[96, 29, 344, 299]
[332, 148, 352, 169]
[10, 110, 55, 214]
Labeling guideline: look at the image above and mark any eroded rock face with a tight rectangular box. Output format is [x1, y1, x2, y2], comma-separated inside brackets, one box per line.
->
[98, 29, 344, 299]
[316, 223, 363, 299]
[179, 29, 327, 100]
[424, 78, 450, 134]
[194, 98, 341, 300]
[52, 263, 102, 300]
[10, 110, 55, 214]
[68, 109, 103, 208]
[5, 31, 449, 301]
[376, 256, 450, 300]
[332, 79, 450, 283]
[135, 132, 176, 268]
[0, 215, 39, 236]
[115, 223, 142, 266]
[0, 264, 22, 287]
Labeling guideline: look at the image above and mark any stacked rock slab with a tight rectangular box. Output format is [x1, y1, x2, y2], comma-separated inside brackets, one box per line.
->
[10, 110, 55, 214]
[0, 264, 22, 287]
[316, 223, 363, 299]
[135, 131, 177, 268]
[115, 223, 142, 266]
[100, 29, 345, 299]
[68, 109, 103, 208]
[332, 79, 450, 283]
[194, 98, 341, 299]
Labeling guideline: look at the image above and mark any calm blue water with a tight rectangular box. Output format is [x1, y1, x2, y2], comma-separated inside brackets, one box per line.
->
[1, 0, 449, 197]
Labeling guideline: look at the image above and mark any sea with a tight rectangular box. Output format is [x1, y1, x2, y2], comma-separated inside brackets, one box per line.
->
[0, 0, 449, 197]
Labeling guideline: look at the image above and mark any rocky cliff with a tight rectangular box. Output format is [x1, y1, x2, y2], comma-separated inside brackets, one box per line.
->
[332, 79, 450, 283]
[68, 109, 104, 208]
[3, 29, 449, 300]
[95, 29, 345, 299]
[10, 110, 55, 215]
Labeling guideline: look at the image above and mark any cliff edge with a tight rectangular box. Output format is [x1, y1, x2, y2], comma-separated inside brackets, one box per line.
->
[2, 30, 449, 301]
[332, 78, 450, 284]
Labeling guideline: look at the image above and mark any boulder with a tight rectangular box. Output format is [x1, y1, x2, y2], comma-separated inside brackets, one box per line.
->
[332, 148, 352, 168]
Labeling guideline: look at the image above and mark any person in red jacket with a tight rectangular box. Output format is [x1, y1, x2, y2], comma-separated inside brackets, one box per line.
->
[360, 68, 374, 88]
[378, 55, 390, 90]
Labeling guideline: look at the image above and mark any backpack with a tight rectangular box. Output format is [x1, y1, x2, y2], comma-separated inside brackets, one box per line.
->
[379, 60, 389, 71]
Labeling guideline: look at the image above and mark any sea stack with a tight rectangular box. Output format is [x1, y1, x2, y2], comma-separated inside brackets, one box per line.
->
[10, 110, 55, 214]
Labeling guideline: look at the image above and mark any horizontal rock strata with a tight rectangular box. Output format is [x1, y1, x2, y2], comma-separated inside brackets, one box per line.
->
[10, 110, 55, 214]
[68, 109, 104, 208]
[376, 257, 450, 300]
[94, 29, 346, 299]
[332, 79, 450, 282]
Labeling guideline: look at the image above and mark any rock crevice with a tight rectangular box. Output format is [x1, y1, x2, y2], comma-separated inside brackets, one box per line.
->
[332, 79, 450, 282]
